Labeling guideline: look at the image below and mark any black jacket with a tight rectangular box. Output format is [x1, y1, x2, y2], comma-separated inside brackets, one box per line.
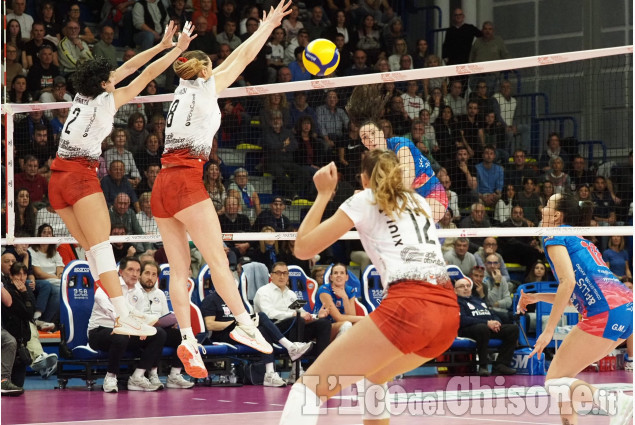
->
[1, 280, 35, 344]
[457, 294, 500, 329]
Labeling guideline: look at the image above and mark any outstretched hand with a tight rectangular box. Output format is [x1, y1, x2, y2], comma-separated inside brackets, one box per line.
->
[261, 0, 293, 28]
[516, 289, 538, 314]
[160, 21, 178, 49]
[313, 162, 338, 196]
[176, 21, 197, 51]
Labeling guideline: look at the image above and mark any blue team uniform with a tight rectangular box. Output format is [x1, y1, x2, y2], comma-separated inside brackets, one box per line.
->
[313, 283, 357, 322]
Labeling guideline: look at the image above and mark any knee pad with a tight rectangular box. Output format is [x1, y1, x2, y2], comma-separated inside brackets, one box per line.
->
[362, 379, 391, 420]
[337, 321, 352, 338]
[89, 241, 118, 276]
[545, 377, 578, 403]
[84, 250, 100, 282]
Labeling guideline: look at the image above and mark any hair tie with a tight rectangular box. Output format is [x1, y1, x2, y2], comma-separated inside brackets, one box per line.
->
[177, 57, 188, 63]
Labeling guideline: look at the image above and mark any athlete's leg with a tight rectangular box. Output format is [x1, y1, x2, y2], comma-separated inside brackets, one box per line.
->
[546, 326, 625, 424]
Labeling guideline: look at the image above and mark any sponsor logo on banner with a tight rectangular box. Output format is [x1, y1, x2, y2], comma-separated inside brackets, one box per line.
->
[246, 87, 268, 96]
[537, 55, 567, 65]
[456, 64, 485, 74]
[73, 288, 89, 299]
[310, 80, 336, 89]
[380, 72, 404, 82]
[222, 233, 234, 241]
[289, 271, 301, 277]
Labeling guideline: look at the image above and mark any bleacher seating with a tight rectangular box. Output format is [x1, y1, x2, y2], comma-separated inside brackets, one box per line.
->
[287, 265, 318, 313]
[360, 265, 383, 312]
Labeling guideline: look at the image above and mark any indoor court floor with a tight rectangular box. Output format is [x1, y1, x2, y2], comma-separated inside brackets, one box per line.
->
[2, 371, 632, 425]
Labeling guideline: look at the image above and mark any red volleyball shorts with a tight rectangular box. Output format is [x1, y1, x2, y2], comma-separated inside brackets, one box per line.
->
[48, 157, 102, 210]
[369, 280, 460, 358]
[151, 165, 209, 218]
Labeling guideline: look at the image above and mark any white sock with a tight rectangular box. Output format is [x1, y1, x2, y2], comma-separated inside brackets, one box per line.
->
[34, 311, 42, 320]
[111, 297, 129, 318]
[132, 369, 145, 379]
[169, 367, 181, 377]
[235, 312, 252, 326]
[106, 372, 116, 379]
[265, 362, 275, 373]
[180, 327, 196, 341]
[279, 383, 321, 425]
[278, 337, 294, 350]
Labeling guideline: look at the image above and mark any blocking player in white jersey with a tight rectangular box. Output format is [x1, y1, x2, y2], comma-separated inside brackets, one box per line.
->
[150, 0, 293, 379]
[279, 149, 460, 425]
[48, 21, 196, 337]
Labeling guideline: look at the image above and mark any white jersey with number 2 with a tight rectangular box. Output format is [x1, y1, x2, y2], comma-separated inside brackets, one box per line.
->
[162, 76, 221, 166]
[339, 188, 449, 287]
[56, 92, 116, 162]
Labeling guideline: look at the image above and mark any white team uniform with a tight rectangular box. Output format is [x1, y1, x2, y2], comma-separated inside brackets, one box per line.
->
[162, 76, 222, 165]
[56, 92, 117, 162]
[339, 189, 449, 287]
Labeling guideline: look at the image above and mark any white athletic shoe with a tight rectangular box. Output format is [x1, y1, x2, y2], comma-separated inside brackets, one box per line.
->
[287, 342, 313, 361]
[102, 376, 118, 393]
[129, 310, 159, 326]
[35, 320, 55, 331]
[148, 374, 164, 390]
[610, 391, 634, 425]
[230, 322, 273, 354]
[263, 371, 287, 387]
[127, 375, 161, 391]
[167, 374, 195, 389]
[177, 339, 208, 379]
[113, 315, 157, 336]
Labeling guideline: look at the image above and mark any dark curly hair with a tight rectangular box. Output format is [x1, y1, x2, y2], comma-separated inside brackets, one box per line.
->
[554, 192, 593, 227]
[71, 57, 115, 98]
[345, 84, 390, 127]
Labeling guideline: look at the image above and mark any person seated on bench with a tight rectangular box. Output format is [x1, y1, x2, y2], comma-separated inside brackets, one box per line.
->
[483, 253, 513, 324]
[200, 289, 314, 387]
[137, 260, 194, 389]
[87, 257, 167, 393]
[313, 263, 364, 340]
[453, 268, 518, 376]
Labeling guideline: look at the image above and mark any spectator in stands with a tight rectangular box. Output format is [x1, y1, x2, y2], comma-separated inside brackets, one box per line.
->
[459, 203, 491, 252]
[127, 112, 150, 152]
[7, 21, 27, 71]
[515, 177, 541, 225]
[388, 38, 409, 72]
[109, 193, 144, 237]
[260, 93, 292, 130]
[189, 15, 221, 59]
[422, 54, 448, 99]
[576, 182, 592, 202]
[338, 121, 366, 188]
[401, 80, 424, 120]
[49, 107, 69, 145]
[39, 1, 61, 41]
[458, 100, 484, 159]
[313, 263, 363, 340]
[304, 5, 327, 40]
[412, 38, 430, 69]
[324, 10, 352, 47]
[483, 112, 506, 160]
[132, 0, 169, 52]
[266, 26, 286, 83]
[16, 120, 54, 169]
[39, 76, 73, 120]
[470, 265, 488, 300]
[193, 0, 218, 34]
[333, 34, 352, 74]
[444, 80, 466, 117]
[476, 145, 504, 207]
[538, 132, 570, 172]
[254, 261, 332, 366]
[607, 150, 633, 222]
[447, 146, 478, 209]
[453, 271, 518, 376]
[140, 80, 165, 120]
[24, 23, 59, 70]
[343, 48, 373, 76]
[404, 117, 437, 168]
[215, 0, 238, 33]
[474, 238, 510, 280]
[134, 134, 162, 176]
[26, 46, 59, 98]
[438, 173, 459, 222]
[28, 225, 64, 315]
[35, 201, 69, 238]
[383, 17, 405, 55]
[58, 21, 93, 77]
[569, 155, 595, 192]
[282, 3, 303, 43]
[104, 128, 142, 188]
[63, 3, 96, 44]
[251, 227, 280, 271]
[539, 180, 554, 208]
[252, 196, 290, 232]
[219, 195, 253, 259]
[203, 163, 226, 215]
[136, 192, 158, 237]
[483, 253, 513, 323]
[228, 168, 261, 223]
[87, 257, 166, 393]
[290, 91, 320, 131]
[384, 94, 412, 136]
[6, 75, 32, 107]
[4, 45, 26, 93]
[1, 283, 24, 396]
[603, 236, 632, 281]
[542, 156, 570, 195]
[147, 114, 166, 146]
[468, 79, 497, 122]
[14, 189, 37, 237]
[283, 28, 309, 65]
[294, 115, 327, 172]
[91, 26, 117, 68]
[498, 206, 543, 269]
[444, 237, 477, 276]
[524, 260, 552, 283]
[442, 7, 481, 66]
[591, 176, 616, 226]
[216, 19, 241, 51]
[469, 21, 509, 63]
[6, 0, 33, 41]
[350, 14, 381, 64]
[201, 287, 314, 387]
[506, 149, 539, 191]
[135, 163, 160, 199]
[492, 80, 528, 154]
[424, 87, 444, 124]
[316, 90, 350, 152]
[135, 260, 193, 389]
[109, 226, 136, 262]
[288, 46, 312, 82]
[15, 156, 48, 204]
[433, 106, 461, 169]
[101, 160, 140, 209]
[438, 209, 457, 253]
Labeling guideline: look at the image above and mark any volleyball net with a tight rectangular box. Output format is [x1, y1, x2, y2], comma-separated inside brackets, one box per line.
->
[2, 46, 633, 253]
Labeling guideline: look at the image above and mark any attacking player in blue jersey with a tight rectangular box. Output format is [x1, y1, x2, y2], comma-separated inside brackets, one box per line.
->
[518, 192, 633, 425]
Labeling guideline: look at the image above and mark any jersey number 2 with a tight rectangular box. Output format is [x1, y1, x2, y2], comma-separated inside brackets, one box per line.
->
[64, 108, 81, 134]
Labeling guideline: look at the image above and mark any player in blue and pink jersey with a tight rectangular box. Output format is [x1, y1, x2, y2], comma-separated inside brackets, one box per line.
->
[518, 192, 633, 425]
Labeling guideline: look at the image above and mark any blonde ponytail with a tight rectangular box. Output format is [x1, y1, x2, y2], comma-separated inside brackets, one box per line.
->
[172, 50, 210, 80]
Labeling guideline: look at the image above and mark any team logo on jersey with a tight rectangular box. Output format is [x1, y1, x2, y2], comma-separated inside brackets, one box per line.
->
[467, 302, 475, 310]
[401, 246, 424, 262]
[222, 305, 232, 316]
[153, 297, 160, 304]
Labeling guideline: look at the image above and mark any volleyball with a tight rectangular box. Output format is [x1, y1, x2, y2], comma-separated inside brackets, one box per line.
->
[302, 38, 340, 76]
